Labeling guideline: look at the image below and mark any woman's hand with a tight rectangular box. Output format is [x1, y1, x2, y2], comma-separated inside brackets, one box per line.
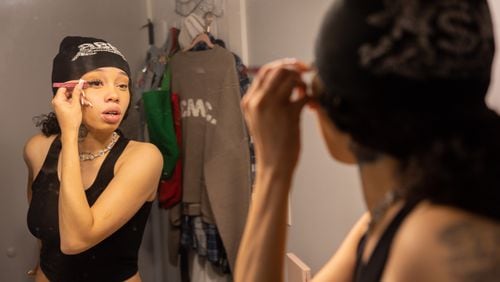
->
[51, 79, 84, 134]
[241, 59, 311, 178]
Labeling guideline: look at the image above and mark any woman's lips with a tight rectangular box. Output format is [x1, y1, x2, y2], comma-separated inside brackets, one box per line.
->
[101, 108, 122, 124]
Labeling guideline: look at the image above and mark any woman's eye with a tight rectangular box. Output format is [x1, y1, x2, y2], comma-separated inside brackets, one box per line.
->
[117, 83, 129, 91]
[87, 80, 103, 88]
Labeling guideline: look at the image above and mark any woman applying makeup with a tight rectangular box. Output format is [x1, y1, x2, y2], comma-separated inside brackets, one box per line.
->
[24, 36, 162, 282]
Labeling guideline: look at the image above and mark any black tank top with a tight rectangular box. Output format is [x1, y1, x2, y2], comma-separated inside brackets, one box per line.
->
[27, 133, 153, 282]
[354, 200, 419, 282]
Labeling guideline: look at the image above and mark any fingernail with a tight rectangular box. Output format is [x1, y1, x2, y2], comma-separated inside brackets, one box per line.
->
[77, 79, 85, 88]
[80, 90, 85, 106]
[80, 90, 93, 107]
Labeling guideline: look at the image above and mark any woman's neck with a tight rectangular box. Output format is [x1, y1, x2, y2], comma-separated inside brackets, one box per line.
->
[78, 130, 117, 153]
[358, 156, 401, 213]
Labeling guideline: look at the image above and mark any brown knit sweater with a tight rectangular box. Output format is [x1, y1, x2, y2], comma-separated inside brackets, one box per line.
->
[169, 45, 251, 272]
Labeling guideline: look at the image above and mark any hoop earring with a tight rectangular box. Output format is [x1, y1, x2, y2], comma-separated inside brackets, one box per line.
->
[78, 125, 88, 142]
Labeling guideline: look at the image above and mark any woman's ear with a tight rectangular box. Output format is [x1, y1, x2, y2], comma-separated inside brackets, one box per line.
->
[311, 103, 357, 164]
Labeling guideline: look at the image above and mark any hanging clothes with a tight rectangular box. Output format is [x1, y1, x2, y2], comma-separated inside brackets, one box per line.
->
[209, 37, 255, 185]
[157, 92, 183, 209]
[136, 27, 180, 138]
[169, 45, 251, 273]
[140, 28, 186, 208]
[230, 52, 255, 185]
[142, 28, 254, 276]
[177, 40, 254, 275]
[186, 34, 255, 186]
[188, 252, 231, 282]
[175, 35, 255, 277]
[143, 67, 179, 180]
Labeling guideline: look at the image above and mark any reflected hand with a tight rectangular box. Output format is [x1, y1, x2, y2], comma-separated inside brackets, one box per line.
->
[51, 79, 84, 134]
[241, 59, 311, 178]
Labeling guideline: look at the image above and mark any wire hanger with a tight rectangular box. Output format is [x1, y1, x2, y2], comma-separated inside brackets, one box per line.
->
[182, 33, 214, 52]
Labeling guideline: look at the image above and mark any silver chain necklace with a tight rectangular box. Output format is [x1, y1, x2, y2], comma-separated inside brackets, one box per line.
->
[79, 132, 119, 161]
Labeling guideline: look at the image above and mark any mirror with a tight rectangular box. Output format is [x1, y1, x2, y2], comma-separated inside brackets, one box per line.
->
[2, 0, 500, 281]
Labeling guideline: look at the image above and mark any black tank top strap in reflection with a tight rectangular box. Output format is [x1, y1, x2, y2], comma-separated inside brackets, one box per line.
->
[354, 200, 420, 282]
[84, 132, 130, 205]
[27, 132, 153, 282]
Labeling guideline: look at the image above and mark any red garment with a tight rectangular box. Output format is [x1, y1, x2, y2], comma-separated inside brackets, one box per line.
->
[158, 92, 183, 209]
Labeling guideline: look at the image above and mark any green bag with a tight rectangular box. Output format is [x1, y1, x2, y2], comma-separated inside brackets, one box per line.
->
[143, 66, 180, 179]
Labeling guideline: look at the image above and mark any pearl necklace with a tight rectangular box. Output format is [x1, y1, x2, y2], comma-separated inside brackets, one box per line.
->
[79, 132, 119, 161]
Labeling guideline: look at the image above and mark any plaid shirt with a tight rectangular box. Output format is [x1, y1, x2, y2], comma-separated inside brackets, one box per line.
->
[180, 216, 230, 273]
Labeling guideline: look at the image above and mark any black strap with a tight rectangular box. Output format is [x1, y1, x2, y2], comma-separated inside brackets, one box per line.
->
[32, 136, 62, 188]
[94, 132, 130, 185]
[38, 132, 128, 181]
[355, 200, 419, 282]
[83, 132, 130, 206]
[36, 132, 130, 200]
[44, 137, 62, 173]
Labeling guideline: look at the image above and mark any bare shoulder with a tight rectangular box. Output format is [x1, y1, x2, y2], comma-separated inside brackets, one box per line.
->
[385, 202, 500, 282]
[23, 133, 57, 172]
[24, 133, 56, 157]
[121, 140, 162, 159]
[116, 140, 163, 170]
[111, 140, 163, 201]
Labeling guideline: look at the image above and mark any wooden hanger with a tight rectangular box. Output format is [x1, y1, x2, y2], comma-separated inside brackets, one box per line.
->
[183, 32, 215, 51]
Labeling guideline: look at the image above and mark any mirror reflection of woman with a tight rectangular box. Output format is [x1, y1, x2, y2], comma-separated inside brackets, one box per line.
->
[24, 36, 162, 282]
[235, 0, 500, 281]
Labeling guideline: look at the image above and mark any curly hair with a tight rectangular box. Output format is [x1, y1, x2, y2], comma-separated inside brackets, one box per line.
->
[33, 112, 61, 136]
